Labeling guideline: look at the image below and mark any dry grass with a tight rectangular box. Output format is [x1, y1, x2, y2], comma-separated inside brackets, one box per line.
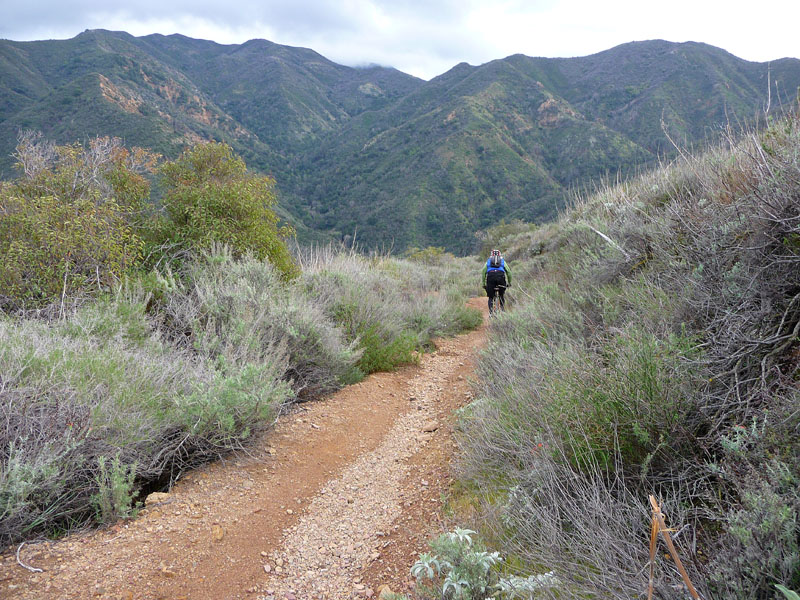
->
[457, 111, 800, 598]
[0, 243, 479, 546]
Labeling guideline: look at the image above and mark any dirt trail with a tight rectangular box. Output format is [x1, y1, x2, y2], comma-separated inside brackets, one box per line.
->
[1, 298, 488, 600]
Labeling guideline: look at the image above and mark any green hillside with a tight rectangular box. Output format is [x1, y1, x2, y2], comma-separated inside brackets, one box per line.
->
[136, 34, 422, 156]
[296, 58, 654, 250]
[527, 40, 800, 153]
[1, 32, 799, 251]
[0, 31, 263, 167]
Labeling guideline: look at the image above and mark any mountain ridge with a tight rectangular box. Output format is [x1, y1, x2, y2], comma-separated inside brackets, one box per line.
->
[1, 30, 799, 251]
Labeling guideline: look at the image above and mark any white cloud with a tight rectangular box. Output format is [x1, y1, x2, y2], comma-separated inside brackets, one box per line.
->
[1, 0, 798, 79]
[468, 0, 800, 64]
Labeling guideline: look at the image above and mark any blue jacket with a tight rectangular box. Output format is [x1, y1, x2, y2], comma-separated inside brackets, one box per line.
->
[482, 258, 511, 287]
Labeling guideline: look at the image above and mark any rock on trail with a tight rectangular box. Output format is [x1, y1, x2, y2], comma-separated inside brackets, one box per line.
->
[0, 298, 488, 600]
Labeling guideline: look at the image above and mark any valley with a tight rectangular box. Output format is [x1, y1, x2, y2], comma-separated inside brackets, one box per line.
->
[2, 31, 798, 250]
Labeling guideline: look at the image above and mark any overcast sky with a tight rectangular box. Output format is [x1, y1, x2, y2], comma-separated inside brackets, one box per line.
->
[2, 0, 798, 80]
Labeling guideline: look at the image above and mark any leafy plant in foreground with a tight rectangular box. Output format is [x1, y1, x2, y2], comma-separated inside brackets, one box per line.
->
[412, 528, 557, 599]
[91, 454, 138, 524]
[0, 132, 156, 306]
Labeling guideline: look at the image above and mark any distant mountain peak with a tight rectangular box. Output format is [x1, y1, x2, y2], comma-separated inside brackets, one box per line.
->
[1, 33, 798, 251]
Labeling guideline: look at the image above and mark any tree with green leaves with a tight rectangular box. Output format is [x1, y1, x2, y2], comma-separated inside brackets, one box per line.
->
[0, 132, 157, 306]
[158, 142, 298, 279]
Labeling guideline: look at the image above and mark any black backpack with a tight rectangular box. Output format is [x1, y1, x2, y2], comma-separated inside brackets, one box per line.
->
[490, 255, 502, 268]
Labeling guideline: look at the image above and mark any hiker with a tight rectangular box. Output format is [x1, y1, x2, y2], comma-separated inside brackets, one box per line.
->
[482, 249, 511, 313]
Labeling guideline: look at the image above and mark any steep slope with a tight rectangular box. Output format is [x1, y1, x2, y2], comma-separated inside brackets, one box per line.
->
[136, 34, 422, 155]
[1, 33, 799, 251]
[0, 30, 268, 176]
[0, 30, 423, 243]
[0, 30, 422, 177]
[506, 41, 800, 153]
[296, 58, 652, 250]
[293, 41, 800, 250]
[0, 42, 51, 116]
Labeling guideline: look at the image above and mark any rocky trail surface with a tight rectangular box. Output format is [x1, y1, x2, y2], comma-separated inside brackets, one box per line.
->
[1, 298, 488, 600]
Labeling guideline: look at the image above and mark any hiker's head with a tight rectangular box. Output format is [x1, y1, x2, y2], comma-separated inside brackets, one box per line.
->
[491, 249, 501, 258]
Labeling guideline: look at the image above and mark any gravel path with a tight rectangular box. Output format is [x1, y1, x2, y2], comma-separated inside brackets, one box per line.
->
[0, 298, 487, 600]
[260, 343, 467, 600]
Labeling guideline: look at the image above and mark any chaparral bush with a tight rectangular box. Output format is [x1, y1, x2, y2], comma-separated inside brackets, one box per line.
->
[0, 132, 156, 308]
[457, 111, 800, 598]
[0, 284, 291, 545]
[0, 128, 481, 547]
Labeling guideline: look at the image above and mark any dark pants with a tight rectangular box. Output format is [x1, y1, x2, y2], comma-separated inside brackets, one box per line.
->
[486, 270, 506, 312]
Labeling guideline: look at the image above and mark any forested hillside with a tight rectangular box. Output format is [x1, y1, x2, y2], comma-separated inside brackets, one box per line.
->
[2, 31, 799, 250]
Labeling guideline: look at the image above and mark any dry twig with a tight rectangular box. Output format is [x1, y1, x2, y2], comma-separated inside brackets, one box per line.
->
[16, 542, 43, 573]
[648, 496, 701, 600]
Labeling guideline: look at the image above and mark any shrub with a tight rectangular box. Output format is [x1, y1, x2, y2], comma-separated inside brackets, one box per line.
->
[456, 112, 800, 598]
[411, 528, 558, 600]
[0, 435, 85, 543]
[0, 237, 478, 544]
[0, 282, 291, 544]
[297, 247, 480, 376]
[705, 410, 800, 597]
[157, 142, 298, 279]
[0, 133, 156, 306]
[404, 246, 454, 264]
[707, 463, 800, 598]
[299, 264, 418, 376]
[412, 528, 502, 599]
[156, 246, 360, 398]
[91, 455, 138, 524]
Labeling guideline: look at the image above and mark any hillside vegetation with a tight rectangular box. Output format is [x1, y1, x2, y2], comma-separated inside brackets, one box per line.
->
[2, 31, 799, 250]
[455, 111, 800, 598]
[0, 246, 478, 547]
[0, 135, 481, 546]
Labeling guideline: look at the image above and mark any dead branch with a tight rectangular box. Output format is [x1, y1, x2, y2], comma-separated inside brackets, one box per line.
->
[648, 496, 702, 599]
[16, 542, 43, 573]
[581, 222, 631, 260]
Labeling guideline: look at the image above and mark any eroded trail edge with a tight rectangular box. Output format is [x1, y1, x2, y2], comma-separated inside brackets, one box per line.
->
[1, 298, 488, 600]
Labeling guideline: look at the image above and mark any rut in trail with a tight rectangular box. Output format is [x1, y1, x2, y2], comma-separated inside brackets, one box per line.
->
[0, 298, 488, 600]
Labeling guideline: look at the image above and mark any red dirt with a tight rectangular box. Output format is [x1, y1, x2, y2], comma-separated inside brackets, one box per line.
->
[0, 298, 488, 600]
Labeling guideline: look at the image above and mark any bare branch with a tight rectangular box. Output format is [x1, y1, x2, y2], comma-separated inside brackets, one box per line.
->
[16, 542, 43, 573]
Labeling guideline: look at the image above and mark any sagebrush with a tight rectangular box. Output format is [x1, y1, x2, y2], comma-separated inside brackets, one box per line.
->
[457, 112, 800, 598]
[0, 243, 478, 545]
